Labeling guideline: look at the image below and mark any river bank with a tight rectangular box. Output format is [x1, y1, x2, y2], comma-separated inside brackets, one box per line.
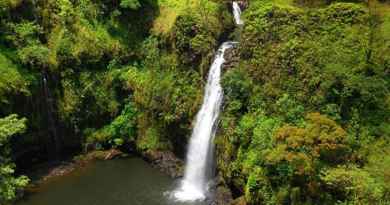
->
[23, 149, 123, 186]
[22, 148, 186, 188]
[17, 157, 190, 205]
[18, 149, 237, 205]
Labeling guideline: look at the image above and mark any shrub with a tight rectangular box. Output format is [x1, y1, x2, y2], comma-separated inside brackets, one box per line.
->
[0, 115, 29, 204]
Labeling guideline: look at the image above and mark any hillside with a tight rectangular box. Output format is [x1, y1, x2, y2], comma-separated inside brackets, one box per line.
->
[0, 0, 389, 204]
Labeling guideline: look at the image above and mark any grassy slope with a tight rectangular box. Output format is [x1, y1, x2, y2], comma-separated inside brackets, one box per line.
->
[151, 0, 220, 35]
[152, 0, 188, 34]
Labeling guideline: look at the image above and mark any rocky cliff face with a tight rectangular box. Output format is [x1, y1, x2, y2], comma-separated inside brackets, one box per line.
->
[223, 46, 240, 71]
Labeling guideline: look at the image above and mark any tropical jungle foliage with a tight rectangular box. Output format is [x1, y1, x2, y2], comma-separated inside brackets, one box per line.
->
[0, 0, 388, 204]
[216, 0, 390, 204]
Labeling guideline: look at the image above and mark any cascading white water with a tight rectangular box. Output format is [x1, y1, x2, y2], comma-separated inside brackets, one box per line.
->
[173, 2, 243, 202]
[232, 2, 244, 25]
[174, 42, 236, 202]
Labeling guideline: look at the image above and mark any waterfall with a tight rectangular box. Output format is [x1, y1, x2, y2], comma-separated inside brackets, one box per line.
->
[173, 42, 235, 201]
[42, 73, 60, 160]
[173, 2, 243, 202]
[232, 2, 244, 25]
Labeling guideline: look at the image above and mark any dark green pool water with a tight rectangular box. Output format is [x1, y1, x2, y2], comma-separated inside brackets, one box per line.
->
[16, 158, 208, 205]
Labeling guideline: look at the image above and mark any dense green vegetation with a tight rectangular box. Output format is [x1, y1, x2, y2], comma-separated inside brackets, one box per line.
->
[0, 0, 232, 204]
[0, 0, 389, 204]
[216, 0, 390, 204]
[0, 114, 29, 203]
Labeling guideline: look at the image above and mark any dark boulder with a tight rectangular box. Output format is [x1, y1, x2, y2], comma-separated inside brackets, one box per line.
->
[144, 150, 184, 178]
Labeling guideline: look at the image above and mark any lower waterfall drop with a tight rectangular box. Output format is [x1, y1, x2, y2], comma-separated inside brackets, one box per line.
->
[173, 42, 236, 202]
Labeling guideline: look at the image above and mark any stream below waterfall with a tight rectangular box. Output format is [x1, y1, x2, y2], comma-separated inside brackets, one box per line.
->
[16, 158, 207, 205]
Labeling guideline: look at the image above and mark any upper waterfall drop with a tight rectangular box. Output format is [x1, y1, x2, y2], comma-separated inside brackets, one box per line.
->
[173, 2, 243, 202]
[232, 2, 244, 25]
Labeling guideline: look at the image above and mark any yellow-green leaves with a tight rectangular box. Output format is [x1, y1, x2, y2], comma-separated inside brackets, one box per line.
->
[0, 114, 29, 203]
[0, 114, 26, 145]
[120, 0, 141, 10]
